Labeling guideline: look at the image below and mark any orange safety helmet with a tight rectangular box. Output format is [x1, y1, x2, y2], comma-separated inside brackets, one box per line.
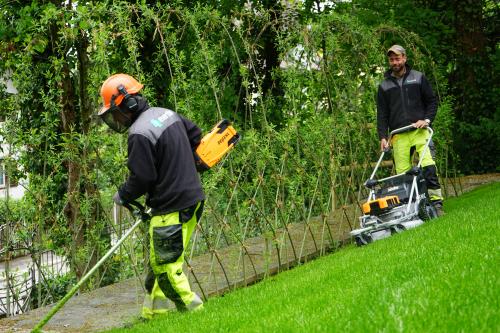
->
[99, 73, 144, 115]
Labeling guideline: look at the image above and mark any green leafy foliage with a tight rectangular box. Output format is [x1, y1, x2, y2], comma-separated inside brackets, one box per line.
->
[0, 0, 472, 312]
[30, 273, 77, 309]
[345, 0, 500, 174]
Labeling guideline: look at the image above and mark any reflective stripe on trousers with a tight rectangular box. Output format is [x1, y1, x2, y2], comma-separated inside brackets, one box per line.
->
[142, 281, 171, 319]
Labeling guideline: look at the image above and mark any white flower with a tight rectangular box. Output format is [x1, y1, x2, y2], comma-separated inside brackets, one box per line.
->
[244, 0, 252, 12]
[232, 18, 243, 30]
[249, 92, 261, 106]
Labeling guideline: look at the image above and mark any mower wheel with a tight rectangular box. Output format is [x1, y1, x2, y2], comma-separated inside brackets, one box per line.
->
[355, 233, 373, 246]
[391, 224, 406, 234]
[418, 201, 438, 221]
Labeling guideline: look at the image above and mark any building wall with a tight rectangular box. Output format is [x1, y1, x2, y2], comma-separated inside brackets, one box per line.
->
[0, 182, 26, 200]
[1, 72, 25, 200]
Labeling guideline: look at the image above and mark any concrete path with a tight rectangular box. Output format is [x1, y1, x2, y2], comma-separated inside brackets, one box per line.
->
[0, 211, 353, 333]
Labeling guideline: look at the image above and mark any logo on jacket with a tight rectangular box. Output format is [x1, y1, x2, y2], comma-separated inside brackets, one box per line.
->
[151, 119, 163, 127]
[150, 111, 173, 128]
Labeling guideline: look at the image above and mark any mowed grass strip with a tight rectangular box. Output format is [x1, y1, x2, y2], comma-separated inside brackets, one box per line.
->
[107, 183, 500, 333]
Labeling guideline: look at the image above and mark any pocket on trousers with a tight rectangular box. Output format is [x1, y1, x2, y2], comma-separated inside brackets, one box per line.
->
[152, 224, 183, 265]
[195, 201, 204, 222]
[179, 204, 197, 223]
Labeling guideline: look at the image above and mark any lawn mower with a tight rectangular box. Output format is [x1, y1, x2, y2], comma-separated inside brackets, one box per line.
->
[351, 125, 438, 246]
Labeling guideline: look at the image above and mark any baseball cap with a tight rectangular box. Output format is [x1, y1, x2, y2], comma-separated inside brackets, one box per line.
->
[387, 45, 406, 56]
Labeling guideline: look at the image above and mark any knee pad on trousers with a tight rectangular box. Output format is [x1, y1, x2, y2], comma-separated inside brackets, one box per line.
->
[157, 272, 184, 307]
[423, 165, 440, 190]
[144, 268, 155, 294]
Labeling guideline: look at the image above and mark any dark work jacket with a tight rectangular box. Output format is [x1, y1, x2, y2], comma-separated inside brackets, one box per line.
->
[118, 107, 205, 215]
[377, 65, 437, 139]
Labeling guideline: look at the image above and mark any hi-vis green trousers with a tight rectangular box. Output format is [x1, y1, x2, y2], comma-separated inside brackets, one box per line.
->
[391, 128, 443, 203]
[142, 201, 204, 319]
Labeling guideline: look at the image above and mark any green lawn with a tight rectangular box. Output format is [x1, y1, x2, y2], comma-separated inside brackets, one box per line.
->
[106, 183, 500, 333]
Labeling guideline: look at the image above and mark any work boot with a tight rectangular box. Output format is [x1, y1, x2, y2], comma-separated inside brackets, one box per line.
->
[186, 293, 204, 311]
[433, 202, 445, 217]
[173, 293, 204, 312]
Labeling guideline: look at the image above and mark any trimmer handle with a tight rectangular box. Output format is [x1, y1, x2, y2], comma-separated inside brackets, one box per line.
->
[123, 200, 150, 221]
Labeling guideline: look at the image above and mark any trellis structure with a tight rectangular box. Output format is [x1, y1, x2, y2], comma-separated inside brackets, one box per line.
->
[0, 117, 381, 318]
[0, 4, 458, 324]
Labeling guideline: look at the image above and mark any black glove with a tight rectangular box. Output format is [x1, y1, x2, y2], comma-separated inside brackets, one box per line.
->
[113, 191, 125, 206]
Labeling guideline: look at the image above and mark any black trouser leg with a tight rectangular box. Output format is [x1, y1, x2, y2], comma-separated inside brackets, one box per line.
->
[423, 165, 443, 205]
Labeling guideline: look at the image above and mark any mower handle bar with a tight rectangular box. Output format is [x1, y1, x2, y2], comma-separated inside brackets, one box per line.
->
[387, 124, 433, 143]
[367, 125, 434, 184]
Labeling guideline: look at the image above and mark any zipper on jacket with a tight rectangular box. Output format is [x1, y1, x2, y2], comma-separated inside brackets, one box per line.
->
[405, 87, 410, 108]
[400, 70, 411, 124]
[398, 78, 408, 124]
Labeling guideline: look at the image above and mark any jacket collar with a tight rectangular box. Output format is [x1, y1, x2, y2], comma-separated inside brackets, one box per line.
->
[131, 96, 150, 123]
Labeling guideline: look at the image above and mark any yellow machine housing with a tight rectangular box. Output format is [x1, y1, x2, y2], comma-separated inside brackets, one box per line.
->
[362, 195, 401, 215]
[194, 119, 240, 172]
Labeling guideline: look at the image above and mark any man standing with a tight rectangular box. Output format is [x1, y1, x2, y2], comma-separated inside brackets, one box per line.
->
[377, 45, 444, 215]
[98, 73, 205, 318]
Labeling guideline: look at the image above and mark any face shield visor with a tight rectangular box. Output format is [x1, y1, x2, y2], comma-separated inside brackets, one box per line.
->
[98, 105, 133, 133]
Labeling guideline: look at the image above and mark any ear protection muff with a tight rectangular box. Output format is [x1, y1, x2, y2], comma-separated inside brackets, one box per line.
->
[115, 84, 139, 112]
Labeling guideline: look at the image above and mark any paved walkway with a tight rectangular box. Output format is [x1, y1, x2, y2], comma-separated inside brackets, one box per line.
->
[0, 209, 354, 333]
